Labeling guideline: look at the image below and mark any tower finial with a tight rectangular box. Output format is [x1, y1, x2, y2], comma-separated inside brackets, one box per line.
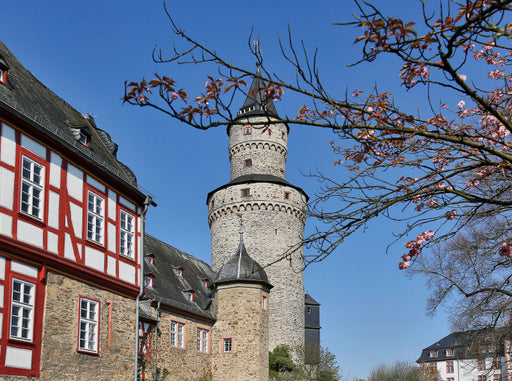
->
[252, 37, 261, 74]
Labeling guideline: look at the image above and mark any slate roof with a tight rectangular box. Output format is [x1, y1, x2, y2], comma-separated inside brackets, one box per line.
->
[417, 328, 510, 363]
[214, 234, 272, 289]
[235, 72, 278, 120]
[207, 174, 309, 203]
[305, 294, 320, 306]
[0, 40, 141, 193]
[143, 234, 216, 320]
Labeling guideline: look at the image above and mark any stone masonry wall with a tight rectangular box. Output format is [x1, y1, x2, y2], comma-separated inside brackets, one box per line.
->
[212, 283, 269, 381]
[145, 310, 213, 381]
[26, 271, 135, 381]
[229, 117, 288, 180]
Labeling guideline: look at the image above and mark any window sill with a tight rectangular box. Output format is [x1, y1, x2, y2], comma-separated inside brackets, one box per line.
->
[17, 212, 46, 228]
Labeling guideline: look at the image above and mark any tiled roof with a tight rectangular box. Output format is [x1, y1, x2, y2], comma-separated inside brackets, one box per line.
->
[0, 40, 140, 193]
[143, 234, 216, 320]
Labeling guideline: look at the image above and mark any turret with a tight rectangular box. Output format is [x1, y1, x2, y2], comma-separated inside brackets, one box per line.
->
[212, 234, 272, 381]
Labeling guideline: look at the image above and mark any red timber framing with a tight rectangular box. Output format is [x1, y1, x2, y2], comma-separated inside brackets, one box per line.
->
[0, 254, 45, 377]
[0, 117, 144, 297]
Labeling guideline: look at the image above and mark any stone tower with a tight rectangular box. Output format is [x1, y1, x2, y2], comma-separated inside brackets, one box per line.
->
[207, 73, 308, 352]
[212, 234, 272, 381]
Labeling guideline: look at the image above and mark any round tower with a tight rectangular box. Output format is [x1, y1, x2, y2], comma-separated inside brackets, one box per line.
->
[207, 74, 308, 352]
[212, 235, 272, 381]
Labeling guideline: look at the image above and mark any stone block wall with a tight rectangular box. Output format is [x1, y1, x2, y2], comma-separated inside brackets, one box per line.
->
[34, 271, 135, 381]
[212, 283, 269, 381]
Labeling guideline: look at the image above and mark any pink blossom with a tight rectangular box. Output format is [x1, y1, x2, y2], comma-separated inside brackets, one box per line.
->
[458, 74, 467, 81]
[136, 93, 146, 103]
[427, 199, 438, 207]
[422, 231, 435, 240]
[445, 209, 457, 220]
[458, 100, 465, 110]
[466, 178, 481, 188]
[499, 243, 512, 257]
[171, 92, 179, 100]
[484, 42, 495, 52]
[398, 261, 410, 270]
[488, 70, 505, 80]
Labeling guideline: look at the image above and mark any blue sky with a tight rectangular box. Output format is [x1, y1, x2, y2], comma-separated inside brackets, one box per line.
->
[2, 1, 454, 379]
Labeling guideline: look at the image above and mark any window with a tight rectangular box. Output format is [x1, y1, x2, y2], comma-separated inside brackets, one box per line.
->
[87, 191, 104, 244]
[243, 125, 252, 135]
[10, 279, 35, 341]
[429, 350, 438, 358]
[0, 67, 7, 85]
[244, 158, 252, 168]
[281, 131, 286, 140]
[184, 291, 194, 302]
[145, 275, 154, 289]
[284, 191, 291, 200]
[446, 348, 453, 356]
[428, 362, 436, 371]
[120, 210, 135, 259]
[262, 294, 268, 311]
[197, 328, 209, 353]
[20, 156, 44, 219]
[170, 321, 185, 348]
[493, 357, 501, 369]
[446, 360, 454, 373]
[478, 358, 486, 371]
[202, 279, 209, 288]
[223, 338, 233, 353]
[478, 376, 487, 381]
[447, 378, 454, 381]
[495, 375, 503, 381]
[78, 298, 99, 353]
[147, 254, 155, 265]
[241, 188, 250, 197]
[210, 199, 215, 208]
[78, 132, 89, 146]
[177, 268, 183, 277]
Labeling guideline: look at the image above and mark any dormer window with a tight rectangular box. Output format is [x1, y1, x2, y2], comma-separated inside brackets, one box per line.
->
[446, 348, 453, 356]
[78, 131, 89, 146]
[145, 275, 154, 289]
[0, 58, 8, 86]
[202, 279, 209, 288]
[177, 268, 184, 277]
[184, 290, 194, 302]
[146, 254, 155, 265]
[429, 350, 438, 358]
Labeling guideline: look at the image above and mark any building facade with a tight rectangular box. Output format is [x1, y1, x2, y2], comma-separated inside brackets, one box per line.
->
[418, 329, 512, 381]
[0, 40, 149, 379]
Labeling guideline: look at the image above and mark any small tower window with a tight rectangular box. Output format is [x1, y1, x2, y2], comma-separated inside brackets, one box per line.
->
[262, 294, 268, 311]
[243, 125, 252, 135]
[244, 159, 252, 168]
[177, 267, 184, 277]
[223, 337, 233, 353]
[282, 131, 286, 140]
[241, 188, 250, 198]
[284, 191, 291, 200]
[211, 199, 215, 208]
[307, 307, 312, 314]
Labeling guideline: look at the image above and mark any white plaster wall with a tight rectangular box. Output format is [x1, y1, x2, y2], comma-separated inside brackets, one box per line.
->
[107, 255, 116, 277]
[119, 261, 135, 284]
[49, 151, 62, 188]
[64, 233, 75, 261]
[0, 256, 5, 279]
[66, 164, 83, 201]
[86, 175, 105, 193]
[11, 260, 38, 278]
[0, 167, 14, 210]
[69, 203, 83, 239]
[47, 191, 60, 229]
[108, 222, 116, 253]
[5, 347, 32, 369]
[119, 196, 136, 212]
[0, 212, 12, 238]
[21, 135, 46, 160]
[17, 220, 43, 248]
[84, 245, 104, 272]
[47, 231, 59, 255]
[0, 123, 16, 166]
[108, 189, 117, 222]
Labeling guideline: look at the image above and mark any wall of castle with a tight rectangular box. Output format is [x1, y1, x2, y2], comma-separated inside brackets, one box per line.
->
[212, 283, 269, 381]
[36, 271, 135, 381]
[228, 118, 288, 180]
[144, 310, 213, 381]
[208, 182, 306, 352]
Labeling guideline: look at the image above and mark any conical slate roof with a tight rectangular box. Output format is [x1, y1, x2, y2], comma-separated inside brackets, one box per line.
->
[214, 234, 272, 289]
[235, 72, 279, 120]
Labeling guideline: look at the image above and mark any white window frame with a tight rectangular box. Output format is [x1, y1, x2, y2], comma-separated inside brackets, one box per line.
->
[78, 297, 99, 354]
[120, 210, 135, 259]
[20, 156, 44, 219]
[197, 328, 209, 353]
[144, 275, 154, 289]
[87, 191, 104, 245]
[10, 278, 35, 342]
[170, 321, 185, 348]
[223, 337, 233, 353]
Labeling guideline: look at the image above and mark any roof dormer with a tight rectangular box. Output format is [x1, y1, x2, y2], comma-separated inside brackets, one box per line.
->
[0, 57, 9, 86]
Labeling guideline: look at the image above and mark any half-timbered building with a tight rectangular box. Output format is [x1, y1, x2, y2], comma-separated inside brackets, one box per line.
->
[0, 40, 149, 379]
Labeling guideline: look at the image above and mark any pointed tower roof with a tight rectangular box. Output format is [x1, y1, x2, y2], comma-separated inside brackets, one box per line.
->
[213, 233, 272, 289]
[235, 71, 279, 120]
